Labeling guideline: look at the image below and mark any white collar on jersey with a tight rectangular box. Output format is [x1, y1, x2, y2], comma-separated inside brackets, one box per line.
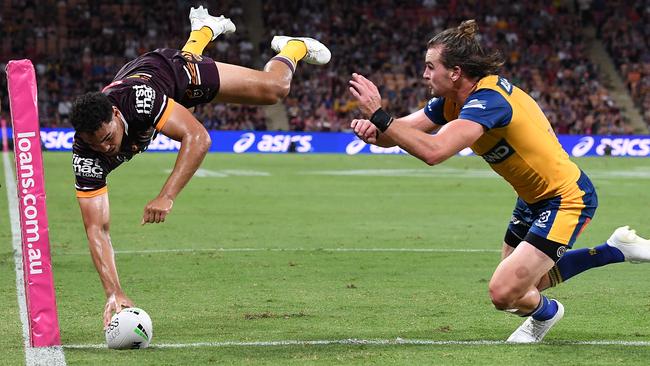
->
[117, 109, 129, 136]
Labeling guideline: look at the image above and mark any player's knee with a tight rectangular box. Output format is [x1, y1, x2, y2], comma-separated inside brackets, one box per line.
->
[488, 283, 518, 310]
[272, 82, 291, 103]
[263, 79, 290, 104]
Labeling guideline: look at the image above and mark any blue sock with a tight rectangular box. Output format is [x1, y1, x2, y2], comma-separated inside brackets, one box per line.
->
[531, 296, 558, 321]
[554, 243, 625, 283]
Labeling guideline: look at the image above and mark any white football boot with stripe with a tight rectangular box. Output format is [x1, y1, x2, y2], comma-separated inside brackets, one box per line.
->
[507, 301, 564, 343]
[271, 36, 331, 65]
[607, 226, 650, 263]
[189, 6, 236, 40]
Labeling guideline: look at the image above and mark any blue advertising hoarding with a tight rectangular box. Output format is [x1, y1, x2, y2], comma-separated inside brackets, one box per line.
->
[11, 128, 650, 157]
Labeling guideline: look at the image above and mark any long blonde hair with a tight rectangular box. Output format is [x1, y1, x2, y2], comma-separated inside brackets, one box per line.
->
[427, 20, 504, 79]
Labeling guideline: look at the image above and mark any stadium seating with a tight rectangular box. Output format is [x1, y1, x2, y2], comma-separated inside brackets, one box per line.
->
[0, 0, 267, 130]
[260, 0, 630, 134]
[595, 0, 650, 129]
[0, 0, 643, 134]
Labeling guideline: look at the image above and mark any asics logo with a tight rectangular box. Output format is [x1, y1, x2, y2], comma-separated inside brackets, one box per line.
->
[570, 136, 650, 157]
[571, 137, 594, 157]
[233, 133, 313, 153]
[233, 133, 256, 153]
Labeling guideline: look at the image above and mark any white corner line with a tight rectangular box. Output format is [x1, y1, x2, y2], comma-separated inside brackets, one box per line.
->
[60, 247, 501, 256]
[3, 152, 66, 365]
[63, 338, 650, 349]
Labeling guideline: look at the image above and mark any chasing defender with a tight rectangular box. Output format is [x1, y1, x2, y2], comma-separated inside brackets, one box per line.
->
[349, 19, 650, 343]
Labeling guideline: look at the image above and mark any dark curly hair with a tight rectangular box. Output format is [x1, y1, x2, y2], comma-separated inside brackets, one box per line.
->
[70, 92, 113, 133]
[427, 19, 504, 79]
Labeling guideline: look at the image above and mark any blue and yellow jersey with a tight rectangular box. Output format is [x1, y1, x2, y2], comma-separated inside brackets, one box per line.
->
[423, 75, 581, 204]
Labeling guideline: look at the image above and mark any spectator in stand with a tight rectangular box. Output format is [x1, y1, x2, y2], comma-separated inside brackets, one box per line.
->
[597, 0, 650, 129]
[0, 0, 637, 134]
[0, 0, 269, 131]
[260, 0, 627, 134]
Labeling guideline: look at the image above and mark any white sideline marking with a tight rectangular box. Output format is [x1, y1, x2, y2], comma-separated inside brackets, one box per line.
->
[301, 167, 650, 180]
[3, 152, 67, 366]
[62, 247, 501, 255]
[165, 168, 270, 177]
[63, 338, 650, 349]
[303, 168, 499, 178]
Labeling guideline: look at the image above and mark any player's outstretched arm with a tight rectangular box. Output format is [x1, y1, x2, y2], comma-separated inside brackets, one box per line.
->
[77, 192, 134, 327]
[382, 118, 484, 165]
[142, 103, 211, 224]
[349, 73, 439, 146]
[351, 110, 439, 146]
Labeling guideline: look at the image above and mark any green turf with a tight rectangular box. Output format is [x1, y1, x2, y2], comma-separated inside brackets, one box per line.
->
[0, 153, 25, 365]
[2, 153, 650, 365]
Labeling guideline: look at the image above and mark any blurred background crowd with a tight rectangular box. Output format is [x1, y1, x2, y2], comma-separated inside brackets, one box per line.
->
[0, 0, 647, 135]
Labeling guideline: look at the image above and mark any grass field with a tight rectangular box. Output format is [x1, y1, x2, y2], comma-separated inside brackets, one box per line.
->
[2, 152, 650, 365]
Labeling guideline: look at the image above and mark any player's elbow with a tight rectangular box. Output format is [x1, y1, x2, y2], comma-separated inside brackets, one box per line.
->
[422, 157, 439, 166]
[422, 152, 445, 166]
[196, 129, 212, 154]
[422, 148, 455, 166]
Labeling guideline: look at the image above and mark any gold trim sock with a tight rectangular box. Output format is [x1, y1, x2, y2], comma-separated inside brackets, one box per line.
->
[276, 40, 307, 71]
[182, 26, 213, 55]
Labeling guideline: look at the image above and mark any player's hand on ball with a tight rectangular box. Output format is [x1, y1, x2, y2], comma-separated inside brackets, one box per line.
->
[351, 119, 379, 144]
[348, 73, 382, 117]
[104, 291, 134, 328]
[105, 307, 153, 349]
[141, 195, 174, 224]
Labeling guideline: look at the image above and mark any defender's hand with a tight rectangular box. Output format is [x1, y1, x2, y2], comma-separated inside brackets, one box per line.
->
[141, 195, 174, 224]
[103, 292, 134, 328]
[351, 119, 379, 144]
[349, 73, 382, 117]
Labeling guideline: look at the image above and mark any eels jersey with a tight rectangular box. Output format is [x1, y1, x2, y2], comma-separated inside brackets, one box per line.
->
[423, 75, 581, 204]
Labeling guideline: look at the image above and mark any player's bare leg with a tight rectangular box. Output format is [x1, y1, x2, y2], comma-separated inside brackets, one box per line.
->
[179, 6, 330, 106]
[491, 242, 564, 343]
[214, 37, 330, 105]
[491, 242, 555, 315]
[501, 242, 553, 290]
[505, 225, 650, 293]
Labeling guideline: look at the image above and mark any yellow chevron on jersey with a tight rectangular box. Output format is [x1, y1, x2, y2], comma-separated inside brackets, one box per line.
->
[423, 75, 581, 203]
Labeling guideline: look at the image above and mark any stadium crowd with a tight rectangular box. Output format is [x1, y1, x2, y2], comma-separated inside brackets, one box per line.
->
[596, 0, 650, 128]
[261, 0, 630, 134]
[0, 0, 643, 135]
[0, 0, 267, 130]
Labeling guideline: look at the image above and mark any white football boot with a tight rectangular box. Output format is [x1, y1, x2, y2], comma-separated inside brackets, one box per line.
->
[607, 226, 650, 263]
[189, 6, 236, 40]
[271, 36, 331, 65]
[507, 300, 564, 343]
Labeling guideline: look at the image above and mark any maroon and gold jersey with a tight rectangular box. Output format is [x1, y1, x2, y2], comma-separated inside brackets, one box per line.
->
[73, 48, 220, 197]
